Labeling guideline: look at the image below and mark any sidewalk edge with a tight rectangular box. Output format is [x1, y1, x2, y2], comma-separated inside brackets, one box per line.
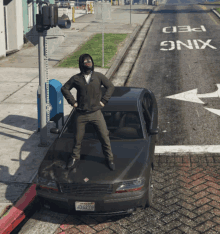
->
[212, 8, 220, 18]
[0, 184, 36, 234]
[106, 9, 154, 80]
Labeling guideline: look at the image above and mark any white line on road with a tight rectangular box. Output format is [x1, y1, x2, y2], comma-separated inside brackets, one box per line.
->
[155, 145, 220, 154]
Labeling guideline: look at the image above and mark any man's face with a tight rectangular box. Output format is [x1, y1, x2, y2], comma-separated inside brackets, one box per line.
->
[84, 57, 92, 67]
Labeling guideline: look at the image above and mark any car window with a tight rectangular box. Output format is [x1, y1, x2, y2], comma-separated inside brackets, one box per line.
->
[60, 111, 143, 140]
[102, 111, 143, 139]
[142, 93, 153, 132]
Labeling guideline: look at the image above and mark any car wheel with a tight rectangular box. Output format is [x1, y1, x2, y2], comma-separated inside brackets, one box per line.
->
[145, 167, 153, 208]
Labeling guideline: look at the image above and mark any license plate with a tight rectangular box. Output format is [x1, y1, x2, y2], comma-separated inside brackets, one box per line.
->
[75, 202, 95, 211]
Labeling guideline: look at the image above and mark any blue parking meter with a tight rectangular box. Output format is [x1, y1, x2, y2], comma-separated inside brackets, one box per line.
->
[37, 79, 64, 132]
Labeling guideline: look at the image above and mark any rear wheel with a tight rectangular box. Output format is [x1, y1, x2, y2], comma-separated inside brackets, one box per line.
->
[145, 167, 153, 208]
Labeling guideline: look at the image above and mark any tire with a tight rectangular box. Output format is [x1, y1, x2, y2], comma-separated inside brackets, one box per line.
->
[145, 167, 153, 208]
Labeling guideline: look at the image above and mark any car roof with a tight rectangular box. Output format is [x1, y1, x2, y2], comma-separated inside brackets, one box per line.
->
[101, 86, 145, 112]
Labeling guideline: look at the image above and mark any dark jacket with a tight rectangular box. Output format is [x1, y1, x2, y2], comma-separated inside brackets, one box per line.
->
[61, 54, 115, 113]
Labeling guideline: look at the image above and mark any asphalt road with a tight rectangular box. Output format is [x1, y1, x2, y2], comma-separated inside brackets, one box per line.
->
[127, 3, 220, 146]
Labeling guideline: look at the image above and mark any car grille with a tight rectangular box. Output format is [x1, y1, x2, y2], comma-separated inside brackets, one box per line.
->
[59, 183, 113, 196]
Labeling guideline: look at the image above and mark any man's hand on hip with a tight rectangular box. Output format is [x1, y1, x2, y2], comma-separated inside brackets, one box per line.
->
[100, 101, 105, 107]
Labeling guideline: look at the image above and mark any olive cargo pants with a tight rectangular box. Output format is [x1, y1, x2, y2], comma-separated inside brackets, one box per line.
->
[71, 109, 114, 161]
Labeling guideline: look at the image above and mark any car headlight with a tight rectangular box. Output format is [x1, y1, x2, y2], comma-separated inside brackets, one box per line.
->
[115, 177, 145, 193]
[37, 176, 59, 192]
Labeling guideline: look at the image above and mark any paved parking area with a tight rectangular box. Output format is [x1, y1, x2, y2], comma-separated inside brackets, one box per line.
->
[53, 154, 220, 234]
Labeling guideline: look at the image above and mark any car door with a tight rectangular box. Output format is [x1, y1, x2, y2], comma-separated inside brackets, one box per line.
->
[142, 92, 156, 169]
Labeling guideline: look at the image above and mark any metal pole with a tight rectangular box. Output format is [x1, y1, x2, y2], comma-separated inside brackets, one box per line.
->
[38, 3, 48, 147]
[102, 0, 104, 67]
[32, 0, 35, 26]
[130, 0, 131, 24]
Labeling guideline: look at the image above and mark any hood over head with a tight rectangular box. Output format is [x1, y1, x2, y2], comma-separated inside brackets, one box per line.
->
[79, 54, 94, 75]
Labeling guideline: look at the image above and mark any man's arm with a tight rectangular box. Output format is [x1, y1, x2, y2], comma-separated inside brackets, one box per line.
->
[61, 77, 77, 106]
[100, 73, 115, 105]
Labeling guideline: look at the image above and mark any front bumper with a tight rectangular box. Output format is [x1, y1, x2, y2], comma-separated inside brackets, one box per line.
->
[36, 186, 147, 216]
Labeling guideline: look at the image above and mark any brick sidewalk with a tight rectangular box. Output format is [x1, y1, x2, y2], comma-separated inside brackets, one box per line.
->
[53, 154, 220, 234]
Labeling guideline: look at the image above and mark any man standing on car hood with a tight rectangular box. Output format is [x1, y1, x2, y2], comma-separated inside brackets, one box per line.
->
[61, 54, 116, 171]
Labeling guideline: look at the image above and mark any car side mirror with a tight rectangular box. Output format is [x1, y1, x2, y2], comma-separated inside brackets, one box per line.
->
[50, 128, 61, 134]
[149, 128, 159, 135]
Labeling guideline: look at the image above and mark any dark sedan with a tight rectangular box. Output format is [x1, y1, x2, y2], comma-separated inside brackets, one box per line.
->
[36, 86, 158, 216]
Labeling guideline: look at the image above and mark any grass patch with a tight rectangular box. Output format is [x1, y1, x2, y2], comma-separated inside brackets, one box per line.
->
[217, 7, 220, 13]
[56, 33, 128, 69]
[203, 1, 220, 3]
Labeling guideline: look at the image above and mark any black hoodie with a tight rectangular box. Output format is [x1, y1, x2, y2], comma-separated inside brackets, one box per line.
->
[61, 54, 115, 113]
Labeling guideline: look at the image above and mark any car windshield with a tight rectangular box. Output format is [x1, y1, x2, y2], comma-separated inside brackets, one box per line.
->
[62, 111, 143, 140]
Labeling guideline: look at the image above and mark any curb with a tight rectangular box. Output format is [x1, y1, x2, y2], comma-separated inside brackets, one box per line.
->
[212, 8, 220, 18]
[198, 2, 220, 5]
[106, 9, 154, 80]
[112, 10, 155, 87]
[0, 184, 37, 234]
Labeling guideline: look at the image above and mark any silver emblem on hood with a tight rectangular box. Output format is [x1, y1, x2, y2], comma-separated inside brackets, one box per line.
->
[84, 177, 89, 182]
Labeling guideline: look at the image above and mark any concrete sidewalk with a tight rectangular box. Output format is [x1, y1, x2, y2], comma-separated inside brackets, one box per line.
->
[0, 4, 154, 233]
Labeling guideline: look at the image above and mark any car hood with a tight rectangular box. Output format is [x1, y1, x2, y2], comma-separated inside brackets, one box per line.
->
[38, 138, 148, 184]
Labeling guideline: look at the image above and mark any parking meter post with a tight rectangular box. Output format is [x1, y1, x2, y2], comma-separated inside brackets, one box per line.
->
[37, 1, 49, 147]
[36, 2, 59, 146]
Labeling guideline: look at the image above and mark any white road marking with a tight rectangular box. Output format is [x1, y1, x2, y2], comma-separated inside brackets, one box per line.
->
[162, 25, 206, 33]
[166, 84, 220, 117]
[204, 107, 220, 117]
[162, 86, 220, 154]
[160, 41, 175, 51]
[166, 88, 204, 104]
[166, 84, 220, 104]
[178, 25, 192, 32]
[160, 39, 216, 50]
[177, 40, 193, 50]
[155, 145, 220, 154]
[193, 39, 200, 49]
[198, 39, 217, 50]
[192, 25, 206, 32]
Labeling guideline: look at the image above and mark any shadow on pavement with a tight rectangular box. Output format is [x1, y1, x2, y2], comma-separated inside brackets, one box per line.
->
[0, 113, 70, 208]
